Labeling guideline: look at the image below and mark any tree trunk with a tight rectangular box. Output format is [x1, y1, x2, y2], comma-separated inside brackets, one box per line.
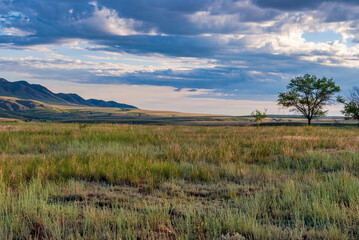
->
[308, 118, 312, 125]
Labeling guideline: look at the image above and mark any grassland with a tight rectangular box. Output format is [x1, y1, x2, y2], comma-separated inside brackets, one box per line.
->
[2, 96, 355, 126]
[1, 123, 359, 239]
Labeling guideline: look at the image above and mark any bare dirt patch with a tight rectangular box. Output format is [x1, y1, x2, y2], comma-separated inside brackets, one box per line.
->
[49, 181, 263, 210]
[49, 183, 144, 208]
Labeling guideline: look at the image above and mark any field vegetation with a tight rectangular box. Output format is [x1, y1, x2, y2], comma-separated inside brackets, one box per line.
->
[1, 123, 359, 239]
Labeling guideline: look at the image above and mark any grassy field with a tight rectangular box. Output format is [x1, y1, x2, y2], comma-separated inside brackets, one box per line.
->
[2, 96, 355, 126]
[1, 123, 359, 239]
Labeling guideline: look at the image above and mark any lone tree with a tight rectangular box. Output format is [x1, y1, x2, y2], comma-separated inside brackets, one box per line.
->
[341, 87, 359, 125]
[251, 109, 267, 126]
[277, 74, 341, 125]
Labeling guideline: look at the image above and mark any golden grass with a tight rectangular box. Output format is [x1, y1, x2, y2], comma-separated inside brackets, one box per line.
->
[0, 123, 359, 239]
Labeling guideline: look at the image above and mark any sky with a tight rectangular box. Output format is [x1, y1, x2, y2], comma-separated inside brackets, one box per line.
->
[1, 0, 359, 115]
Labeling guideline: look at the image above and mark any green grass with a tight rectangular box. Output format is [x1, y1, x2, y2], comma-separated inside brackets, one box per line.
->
[0, 123, 359, 239]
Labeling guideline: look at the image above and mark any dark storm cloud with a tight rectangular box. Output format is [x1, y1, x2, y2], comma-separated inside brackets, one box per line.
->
[0, 34, 224, 58]
[252, 0, 359, 11]
[89, 35, 224, 58]
[1, 0, 357, 52]
[1, 0, 359, 49]
[318, 3, 359, 22]
[0, 0, 281, 40]
[101, 0, 280, 34]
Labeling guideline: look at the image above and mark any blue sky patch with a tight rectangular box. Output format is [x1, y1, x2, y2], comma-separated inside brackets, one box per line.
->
[302, 30, 342, 44]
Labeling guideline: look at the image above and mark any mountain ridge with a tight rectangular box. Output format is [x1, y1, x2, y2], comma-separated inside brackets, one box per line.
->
[0, 78, 137, 109]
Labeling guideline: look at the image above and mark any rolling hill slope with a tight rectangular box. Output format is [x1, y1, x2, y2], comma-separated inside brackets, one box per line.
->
[0, 97, 46, 111]
[0, 78, 137, 109]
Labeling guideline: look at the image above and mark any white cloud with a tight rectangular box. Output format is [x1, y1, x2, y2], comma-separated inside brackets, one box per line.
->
[76, 2, 156, 36]
[0, 48, 220, 78]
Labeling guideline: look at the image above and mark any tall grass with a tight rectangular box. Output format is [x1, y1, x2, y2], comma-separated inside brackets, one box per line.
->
[0, 123, 359, 239]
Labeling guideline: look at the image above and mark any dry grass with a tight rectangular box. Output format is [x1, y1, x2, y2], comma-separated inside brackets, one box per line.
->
[0, 123, 359, 239]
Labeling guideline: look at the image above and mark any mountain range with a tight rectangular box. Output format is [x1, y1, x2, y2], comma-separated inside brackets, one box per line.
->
[0, 78, 137, 110]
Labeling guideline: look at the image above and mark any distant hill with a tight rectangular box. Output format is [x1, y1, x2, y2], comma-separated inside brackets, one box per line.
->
[0, 97, 47, 111]
[0, 78, 137, 109]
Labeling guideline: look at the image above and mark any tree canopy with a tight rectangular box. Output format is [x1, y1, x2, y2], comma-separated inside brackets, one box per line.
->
[251, 109, 267, 126]
[277, 74, 341, 125]
[341, 87, 359, 124]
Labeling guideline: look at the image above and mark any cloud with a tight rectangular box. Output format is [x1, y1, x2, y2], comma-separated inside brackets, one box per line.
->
[1, 47, 359, 104]
[2, 0, 359, 60]
[252, 0, 359, 11]
[1, 0, 359, 115]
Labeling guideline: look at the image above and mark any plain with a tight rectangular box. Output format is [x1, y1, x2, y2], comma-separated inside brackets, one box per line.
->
[0, 123, 359, 239]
